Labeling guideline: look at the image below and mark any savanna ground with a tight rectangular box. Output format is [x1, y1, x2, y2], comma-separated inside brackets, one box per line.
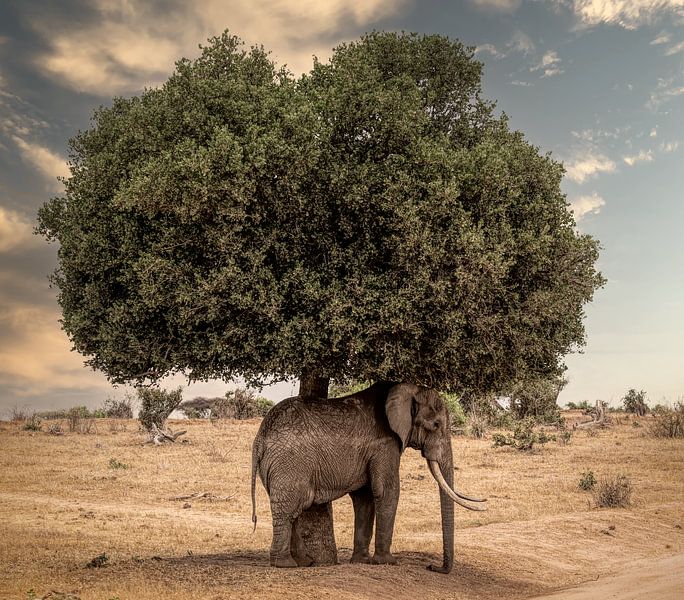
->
[1, 412, 683, 600]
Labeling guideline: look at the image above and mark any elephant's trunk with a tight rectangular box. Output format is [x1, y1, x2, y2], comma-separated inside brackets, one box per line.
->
[430, 447, 455, 574]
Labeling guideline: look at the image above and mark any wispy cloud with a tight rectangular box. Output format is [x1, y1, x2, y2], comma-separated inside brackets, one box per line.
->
[623, 149, 654, 165]
[475, 43, 505, 59]
[650, 31, 671, 44]
[11, 136, 69, 191]
[664, 40, 684, 55]
[565, 152, 617, 183]
[573, 0, 684, 29]
[510, 80, 533, 86]
[571, 191, 605, 220]
[31, 0, 410, 95]
[469, 0, 522, 12]
[531, 50, 564, 78]
[660, 140, 680, 152]
[646, 76, 684, 110]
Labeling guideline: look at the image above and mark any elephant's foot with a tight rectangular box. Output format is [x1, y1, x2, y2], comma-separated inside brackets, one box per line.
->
[293, 553, 314, 567]
[350, 551, 371, 564]
[270, 554, 298, 568]
[371, 552, 398, 565]
[427, 563, 451, 574]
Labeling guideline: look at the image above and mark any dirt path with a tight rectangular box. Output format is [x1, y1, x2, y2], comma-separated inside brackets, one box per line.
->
[529, 553, 684, 600]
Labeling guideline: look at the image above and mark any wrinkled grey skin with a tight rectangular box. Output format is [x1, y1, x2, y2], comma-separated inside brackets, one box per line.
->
[251, 382, 476, 573]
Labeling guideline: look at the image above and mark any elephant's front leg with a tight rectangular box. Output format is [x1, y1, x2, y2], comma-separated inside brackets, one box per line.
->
[370, 463, 400, 565]
[350, 486, 375, 563]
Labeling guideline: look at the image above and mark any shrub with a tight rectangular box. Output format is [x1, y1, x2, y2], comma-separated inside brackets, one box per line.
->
[566, 400, 591, 410]
[102, 396, 134, 419]
[213, 388, 274, 419]
[649, 402, 684, 438]
[442, 393, 466, 430]
[622, 389, 649, 416]
[22, 415, 42, 431]
[67, 406, 91, 432]
[138, 387, 184, 431]
[10, 406, 30, 422]
[86, 552, 109, 568]
[108, 458, 129, 470]
[492, 418, 554, 451]
[179, 396, 218, 419]
[467, 412, 488, 438]
[593, 474, 633, 508]
[557, 429, 573, 445]
[579, 470, 596, 491]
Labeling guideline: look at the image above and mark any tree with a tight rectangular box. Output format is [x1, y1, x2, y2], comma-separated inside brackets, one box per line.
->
[622, 389, 649, 416]
[508, 374, 566, 423]
[38, 31, 604, 564]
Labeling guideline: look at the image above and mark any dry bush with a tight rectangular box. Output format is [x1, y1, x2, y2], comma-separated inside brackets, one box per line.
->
[492, 418, 554, 451]
[212, 388, 273, 420]
[10, 406, 30, 422]
[102, 395, 134, 418]
[593, 474, 633, 508]
[649, 402, 684, 438]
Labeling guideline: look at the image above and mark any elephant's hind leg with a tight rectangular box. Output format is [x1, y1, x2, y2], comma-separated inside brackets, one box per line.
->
[290, 517, 314, 567]
[270, 515, 298, 568]
[269, 487, 314, 568]
[350, 486, 375, 564]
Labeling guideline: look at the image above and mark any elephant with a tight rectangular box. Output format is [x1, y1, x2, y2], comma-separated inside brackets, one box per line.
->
[250, 382, 486, 573]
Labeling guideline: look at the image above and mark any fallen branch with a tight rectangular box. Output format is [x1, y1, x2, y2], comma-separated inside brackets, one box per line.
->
[169, 491, 237, 502]
[145, 423, 187, 445]
[575, 400, 610, 429]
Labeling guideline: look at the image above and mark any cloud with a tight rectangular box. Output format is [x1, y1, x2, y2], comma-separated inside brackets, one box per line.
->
[573, 0, 684, 29]
[475, 31, 535, 62]
[650, 127, 658, 137]
[650, 32, 671, 44]
[11, 136, 69, 190]
[508, 31, 536, 55]
[660, 140, 680, 152]
[565, 152, 617, 183]
[31, 0, 409, 95]
[0, 292, 109, 396]
[0, 207, 38, 253]
[570, 191, 605, 219]
[531, 50, 564, 77]
[623, 149, 654, 165]
[510, 80, 533, 86]
[646, 77, 684, 110]
[469, 0, 522, 12]
[664, 40, 684, 55]
[475, 43, 505, 59]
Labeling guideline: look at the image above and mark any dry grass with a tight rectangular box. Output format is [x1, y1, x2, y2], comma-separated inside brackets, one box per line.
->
[0, 412, 682, 600]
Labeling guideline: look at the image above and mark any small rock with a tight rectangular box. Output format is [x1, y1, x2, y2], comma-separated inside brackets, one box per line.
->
[183, 502, 191, 509]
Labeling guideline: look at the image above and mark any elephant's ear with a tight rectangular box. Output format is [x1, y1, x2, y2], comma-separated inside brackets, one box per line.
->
[385, 384, 419, 452]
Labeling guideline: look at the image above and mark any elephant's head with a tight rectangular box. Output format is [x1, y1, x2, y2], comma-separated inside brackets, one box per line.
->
[386, 383, 486, 573]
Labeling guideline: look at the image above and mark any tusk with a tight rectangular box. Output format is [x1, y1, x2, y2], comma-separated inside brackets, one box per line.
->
[427, 461, 487, 502]
[428, 461, 487, 512]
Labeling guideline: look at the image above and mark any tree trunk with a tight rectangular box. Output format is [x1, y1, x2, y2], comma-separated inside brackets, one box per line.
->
[298, 369, 330, 400]
[295, 368, 338, 565]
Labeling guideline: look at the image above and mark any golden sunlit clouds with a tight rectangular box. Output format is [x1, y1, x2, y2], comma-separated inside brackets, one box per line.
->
[0, 279, 109, 396]
[0, 207, 38, 253]
[33, 0, 410, 95]
[11, 136, 69, 191]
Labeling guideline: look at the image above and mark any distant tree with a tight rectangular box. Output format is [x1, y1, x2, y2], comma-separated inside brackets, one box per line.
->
[37, 30, 604, 564]
[622, 389, 649, 416]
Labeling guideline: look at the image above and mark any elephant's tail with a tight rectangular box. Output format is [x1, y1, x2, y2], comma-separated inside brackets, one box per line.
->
[251, 440, 260, 532]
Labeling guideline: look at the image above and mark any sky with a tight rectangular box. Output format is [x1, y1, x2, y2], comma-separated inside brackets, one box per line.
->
[0, 0, 682, 413]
